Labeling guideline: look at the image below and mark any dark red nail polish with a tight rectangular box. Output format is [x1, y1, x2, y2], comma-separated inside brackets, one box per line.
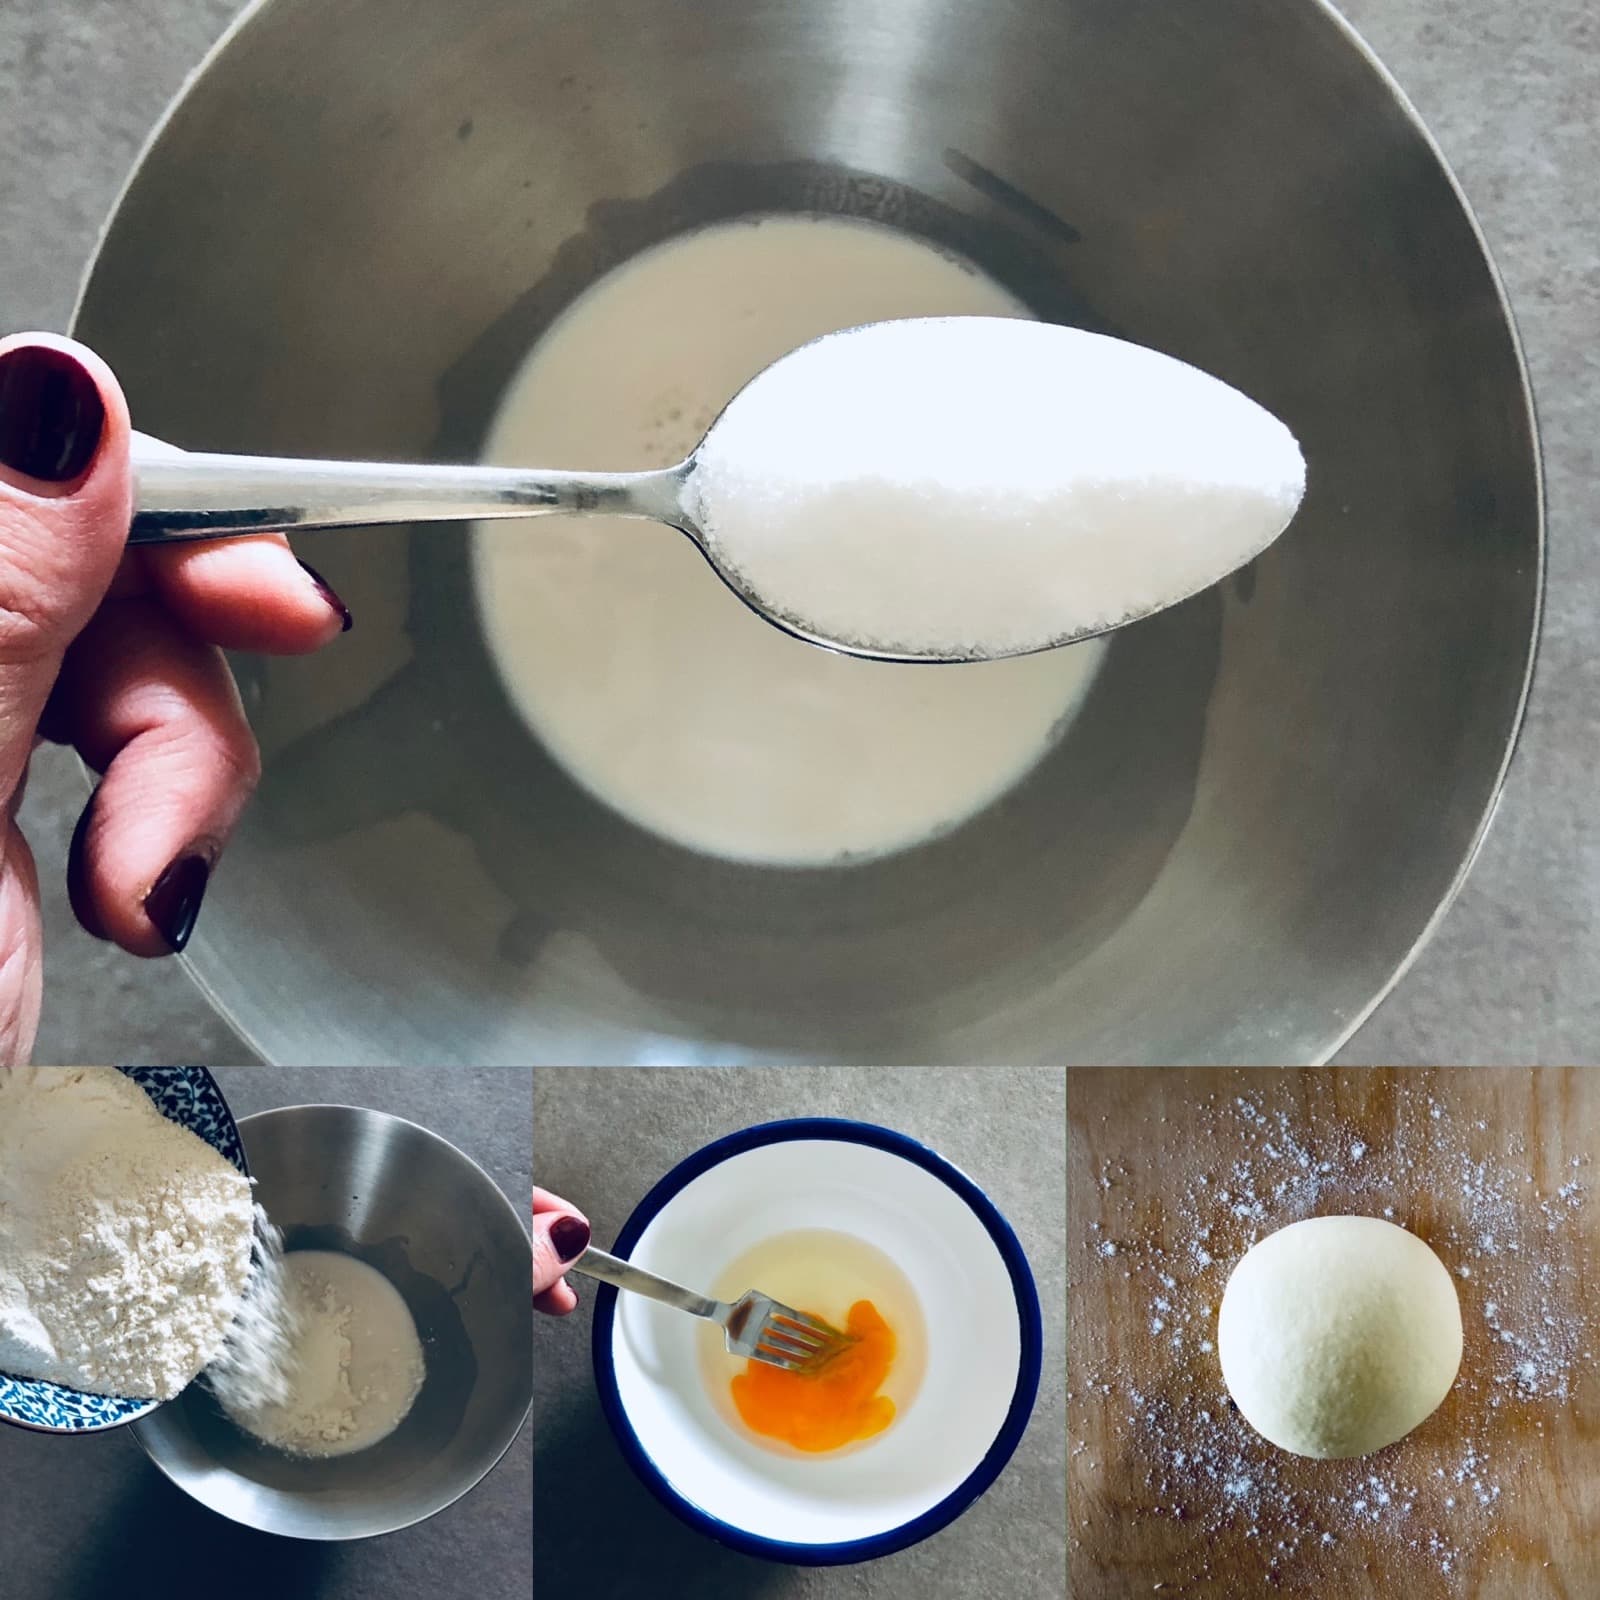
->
[298, 560, 353, 632]
[0, 344, 106, 483]
[66, 789, 109, 943]
[551, 1216, 590, 1262]
[143, 853, 211, 953]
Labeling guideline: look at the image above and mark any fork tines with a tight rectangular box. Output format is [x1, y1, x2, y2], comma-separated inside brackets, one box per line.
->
[756, 1307, 852, 1371]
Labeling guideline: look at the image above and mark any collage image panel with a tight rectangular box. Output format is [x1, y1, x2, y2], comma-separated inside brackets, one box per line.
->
[2, 0, 1588, 1083]
[1067, 1066, 1599, 1597]
[532, 1065, 1066, 1598]
[0, 0, 1594, 1598]
[0, 1066, 533, 1600]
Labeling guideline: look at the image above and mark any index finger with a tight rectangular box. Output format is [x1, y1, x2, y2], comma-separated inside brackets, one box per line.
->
[133, 534, 352, 653]
[116, 435, 351, 651]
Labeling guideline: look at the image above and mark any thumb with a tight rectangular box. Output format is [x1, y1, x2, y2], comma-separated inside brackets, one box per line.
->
[532, 1206, 591, 1298]
[0, 334, 131, 799]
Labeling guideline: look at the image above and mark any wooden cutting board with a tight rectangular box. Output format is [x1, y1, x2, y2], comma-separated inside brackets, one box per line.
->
[1068, 1067, 1599, 1599]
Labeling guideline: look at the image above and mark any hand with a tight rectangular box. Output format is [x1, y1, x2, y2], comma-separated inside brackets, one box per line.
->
[0, 333, 351, 1061]
[533, 1186, 590, 1315]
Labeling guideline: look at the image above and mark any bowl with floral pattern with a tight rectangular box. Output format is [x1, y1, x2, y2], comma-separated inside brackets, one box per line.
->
[0, 1067, 246, 1435]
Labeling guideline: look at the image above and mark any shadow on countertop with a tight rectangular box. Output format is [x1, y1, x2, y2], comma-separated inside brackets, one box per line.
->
[52, 1464, 345, 1598]
[535, 1386, 789, 1600]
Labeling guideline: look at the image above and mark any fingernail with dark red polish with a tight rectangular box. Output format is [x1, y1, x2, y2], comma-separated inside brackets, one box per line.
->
[66, 790, 109, 943]
[144, 853, 211, 953]
[0, 344, 106, 484]
[298, 561, 353, 632]
[551, 1216, 590, 1262]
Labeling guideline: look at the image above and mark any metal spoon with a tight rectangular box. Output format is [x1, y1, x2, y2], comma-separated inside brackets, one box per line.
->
[130, 427, 907, 660]
[128, 318, 1302, 664]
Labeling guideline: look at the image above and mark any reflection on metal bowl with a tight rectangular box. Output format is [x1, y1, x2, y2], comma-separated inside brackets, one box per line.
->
[76, 0, 1540, 1063]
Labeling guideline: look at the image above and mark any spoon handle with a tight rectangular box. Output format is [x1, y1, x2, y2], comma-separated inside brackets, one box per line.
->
[128, 431, 684, 543]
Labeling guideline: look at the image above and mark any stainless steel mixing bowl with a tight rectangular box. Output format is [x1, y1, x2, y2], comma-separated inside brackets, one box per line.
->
[75, 0, 1540, 1065]
[130, 1106, 532, 1539]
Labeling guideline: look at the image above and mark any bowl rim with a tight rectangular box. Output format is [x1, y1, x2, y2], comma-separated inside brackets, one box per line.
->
[590, 1115, 1044, 1565]
[128, 1101, 535, 1542]
[0, 1067, 246, 1437]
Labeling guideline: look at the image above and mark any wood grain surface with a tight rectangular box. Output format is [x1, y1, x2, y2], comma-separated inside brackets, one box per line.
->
[1068, 1067, 1599, 1599]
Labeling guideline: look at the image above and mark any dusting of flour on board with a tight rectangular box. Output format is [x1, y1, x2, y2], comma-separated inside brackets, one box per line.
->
[1070, 1077, 1594, 1592]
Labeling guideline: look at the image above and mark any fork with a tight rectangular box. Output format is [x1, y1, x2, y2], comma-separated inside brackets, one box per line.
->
[569, 1247, 854, 1373]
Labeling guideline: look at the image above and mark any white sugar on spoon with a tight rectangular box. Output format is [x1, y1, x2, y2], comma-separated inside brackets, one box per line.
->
[690, 317, 1306, 660]
[131, 316, 1306, 662]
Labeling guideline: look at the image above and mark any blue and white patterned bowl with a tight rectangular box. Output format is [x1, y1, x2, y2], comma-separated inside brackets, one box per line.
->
[0, 1067, 246, 1435]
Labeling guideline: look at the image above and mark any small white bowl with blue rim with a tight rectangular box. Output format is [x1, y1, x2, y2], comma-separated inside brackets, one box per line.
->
[0, 1066, 247, 1435]
[591, 1116, 1042, 1564]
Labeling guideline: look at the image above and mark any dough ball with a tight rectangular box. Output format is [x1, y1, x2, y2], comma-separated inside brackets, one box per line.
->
[1216, 1215, 1462, 1459]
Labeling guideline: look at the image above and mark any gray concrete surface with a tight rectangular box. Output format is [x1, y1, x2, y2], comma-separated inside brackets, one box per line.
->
[0, 0, 1595, 1064]
[0, 1065, 534, 1600]
[532, 1065, 1067, 1598]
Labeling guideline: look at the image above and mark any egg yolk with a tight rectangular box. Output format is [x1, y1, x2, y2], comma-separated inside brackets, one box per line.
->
[730, 1299, 897, 1452]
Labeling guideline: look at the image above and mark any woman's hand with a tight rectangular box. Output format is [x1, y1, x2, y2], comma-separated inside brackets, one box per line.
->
[533, 1186, 590, 1315]
[0, 332, 351, 1061]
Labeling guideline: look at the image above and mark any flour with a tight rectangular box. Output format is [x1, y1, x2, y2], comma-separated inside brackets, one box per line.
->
[0, 1068, 255, 1401]
[220, 1250, 425, 1458]
[206, 1206, 303, 1413]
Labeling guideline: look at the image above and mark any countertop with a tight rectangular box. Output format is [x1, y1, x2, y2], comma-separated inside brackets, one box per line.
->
[1, 0, 1596, 1065]
[532, 1065, 1068, 1599]
[0, 1065, 534, 1600]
